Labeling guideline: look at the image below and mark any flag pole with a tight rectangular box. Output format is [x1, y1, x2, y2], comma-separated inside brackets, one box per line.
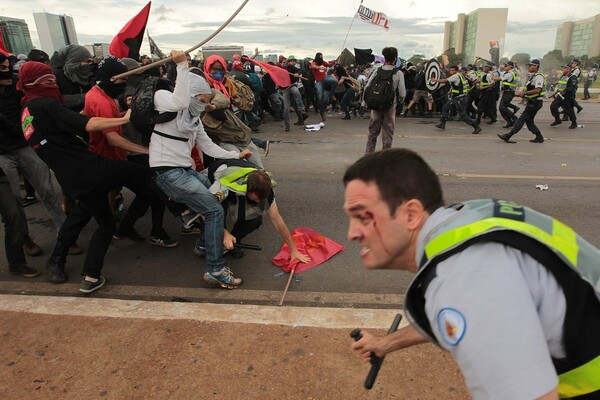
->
[112, 0, 250, 81]
[278, 264, 297, 306]
[341, 0, 362, 54]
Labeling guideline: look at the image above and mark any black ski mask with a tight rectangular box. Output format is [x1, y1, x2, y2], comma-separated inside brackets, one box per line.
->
[95, 56, 128, 99]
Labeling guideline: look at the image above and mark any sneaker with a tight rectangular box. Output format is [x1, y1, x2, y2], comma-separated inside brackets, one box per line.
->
[23, 235, 42, 257]
[181, 212, 202, 229]
[21, 196, 38, 208]
[79, 276, 106, 293]
[263, 140, 270, 158]
[68, 243, 84, 255]
[9, 265, 40, 278]
[182, 224, 203, 236]
[113, 229, 145, 242]
[224, 246, 245, 259]
[149, 232, 179, 248]
[193, 240, 206, 257]
[203, 267, 242, 289]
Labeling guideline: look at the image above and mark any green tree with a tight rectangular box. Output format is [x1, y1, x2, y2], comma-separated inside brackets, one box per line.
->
[511, 53, 531, 66]
[407, 54, 427, 66]
[540, 49, 563, 72]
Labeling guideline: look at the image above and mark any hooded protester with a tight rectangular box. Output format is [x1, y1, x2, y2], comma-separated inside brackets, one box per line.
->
[83, 55, 176, 248]
[50, 45, 95, 111]
[18, 61, 154, 293]
[204, 55, 234, 98]
[0, 52, 65, 259]
[148, 50, 252, 290]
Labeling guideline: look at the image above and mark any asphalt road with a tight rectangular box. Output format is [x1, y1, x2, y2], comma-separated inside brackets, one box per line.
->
[2, 100, 599, 309]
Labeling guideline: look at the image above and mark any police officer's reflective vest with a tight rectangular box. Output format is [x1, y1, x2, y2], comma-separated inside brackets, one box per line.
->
[404, 199, 600, 399]
[525, 72, 546, 99]
[478, 72, 492, 90]
[451, 73, 467, 97]
[210, 161, 276, 222]
[557, 74, 569, 92]
[501, 70, 518, 90]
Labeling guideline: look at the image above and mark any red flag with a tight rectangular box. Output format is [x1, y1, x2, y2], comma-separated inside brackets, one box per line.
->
[243, 56, 291, 88]
[272, 227, 344, 274]
[109, 1, 151, 60]
[0, 28, 10, 56]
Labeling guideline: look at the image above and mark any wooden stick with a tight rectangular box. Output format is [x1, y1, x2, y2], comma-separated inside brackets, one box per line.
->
[111, 0, 250, 81]
[278, 265, 296, 306]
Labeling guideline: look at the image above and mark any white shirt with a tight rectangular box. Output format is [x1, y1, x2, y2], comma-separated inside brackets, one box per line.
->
[415, 207, 566, 400]
[149, 62, 241, 168]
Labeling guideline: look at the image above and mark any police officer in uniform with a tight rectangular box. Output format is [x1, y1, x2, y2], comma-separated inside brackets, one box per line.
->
[550, 64, 578, 129]
[345, 148, 600, 400]
[475, 62, 497, 125]
[494, 61, 520, 128]
[582, 64, 597, 100]
[498, 59, 545, 143]
[433, 66, 481, 134]
[568, 59, 584, 114]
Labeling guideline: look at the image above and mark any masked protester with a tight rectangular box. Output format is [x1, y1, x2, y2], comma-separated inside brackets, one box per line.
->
[18, 61, 155, 294]
[0, 52, 71, 259]
[50, 45, 95, 111]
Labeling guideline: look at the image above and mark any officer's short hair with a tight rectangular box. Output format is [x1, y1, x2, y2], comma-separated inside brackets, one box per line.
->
[247, 171, 272, 202]
[343, 148, 445, 215]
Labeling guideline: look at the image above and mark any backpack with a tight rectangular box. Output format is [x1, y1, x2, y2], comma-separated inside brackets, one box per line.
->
[229, 76, 255, 112]
[130, 76, 178, 138]
[364, 67, 397, 110]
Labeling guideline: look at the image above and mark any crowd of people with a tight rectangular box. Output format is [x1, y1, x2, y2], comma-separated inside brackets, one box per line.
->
[0, 44, 597, 294]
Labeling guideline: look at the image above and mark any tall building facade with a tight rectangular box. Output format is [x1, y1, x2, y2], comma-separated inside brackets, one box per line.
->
[33, 12, 79, 54]
[555, 14, 600, 58]
[443, 8, 508, 63]
[0, 16, 34, 55]
[84, 43, 110, 59]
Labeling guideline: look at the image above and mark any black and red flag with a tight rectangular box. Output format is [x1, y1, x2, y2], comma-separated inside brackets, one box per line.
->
[242, 56, 291, 88]
[0, 28, 11, 56]
[109, 1, 151, 61]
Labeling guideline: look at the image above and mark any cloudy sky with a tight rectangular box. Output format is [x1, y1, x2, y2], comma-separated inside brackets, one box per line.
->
[1, 0, 598, 60]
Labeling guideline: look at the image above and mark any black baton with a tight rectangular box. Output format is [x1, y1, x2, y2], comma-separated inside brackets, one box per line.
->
[350, 313, 403, 389]
[234, 243, 262, 251]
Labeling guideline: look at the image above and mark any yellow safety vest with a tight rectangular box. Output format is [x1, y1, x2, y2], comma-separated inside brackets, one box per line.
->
[405, 199, 600, 399]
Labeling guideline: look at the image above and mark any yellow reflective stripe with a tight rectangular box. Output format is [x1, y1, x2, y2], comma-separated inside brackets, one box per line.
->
[558, 354, 600, 398]
[217, 167, 256, 192]
[424, 217, 579, 266]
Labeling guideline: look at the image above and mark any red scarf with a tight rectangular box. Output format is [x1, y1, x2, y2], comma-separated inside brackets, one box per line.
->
[203, 55, 230, 98]
[17, 61, 64, 106]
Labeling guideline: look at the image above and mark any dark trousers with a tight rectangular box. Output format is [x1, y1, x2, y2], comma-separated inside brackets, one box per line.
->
[51, 160, 153, 278]
[231, 216, 262, 242]
[340, 88, 358, 117]
[126, 154, 168, 235]
[477, 90, 497, 121]
[0, 175, 26, 269]
[550, 96, 576, 124]
[509, 99, 544, 139]
[499, 91, 517, 123]
[442, 96, 476, 126]
[583, 81, 592, 99]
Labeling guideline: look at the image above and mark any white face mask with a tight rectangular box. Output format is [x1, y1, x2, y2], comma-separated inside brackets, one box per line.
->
[188, 96, 206, 117]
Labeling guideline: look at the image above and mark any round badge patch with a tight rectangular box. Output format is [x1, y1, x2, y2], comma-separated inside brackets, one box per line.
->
[437, 308, 466, 346]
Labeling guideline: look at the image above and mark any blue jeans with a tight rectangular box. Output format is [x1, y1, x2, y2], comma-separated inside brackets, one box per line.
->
[154, 168, 225, 273]
[314, 80, 325, 114]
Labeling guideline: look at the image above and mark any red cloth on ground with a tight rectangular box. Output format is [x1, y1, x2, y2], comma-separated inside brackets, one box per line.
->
[272, 227, 344, 274]
[83, 86, 127, 160]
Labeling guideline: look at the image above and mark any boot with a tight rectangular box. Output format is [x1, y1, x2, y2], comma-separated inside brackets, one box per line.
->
[426, 110, 433, 118]
[561, 114, 569, 121]
[576, 105, 583, 113]
[471, 124, 482, 134]
[46, 258, 68, 284]
[550, 119, 562, 126]
[23, 234, 42, 257]
[497, 132, 513, 143]
[293, 110, 305, 125]
[435, 119, 446, 130]
[568, 122, 578, 129]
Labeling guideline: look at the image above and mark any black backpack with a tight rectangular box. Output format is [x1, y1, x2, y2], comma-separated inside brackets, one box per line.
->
[364, 67, 397, 110]
[130, 76, 178, 138]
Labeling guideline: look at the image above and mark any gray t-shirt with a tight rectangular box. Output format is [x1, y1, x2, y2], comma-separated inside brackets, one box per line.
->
[416, 207, 566, 399]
